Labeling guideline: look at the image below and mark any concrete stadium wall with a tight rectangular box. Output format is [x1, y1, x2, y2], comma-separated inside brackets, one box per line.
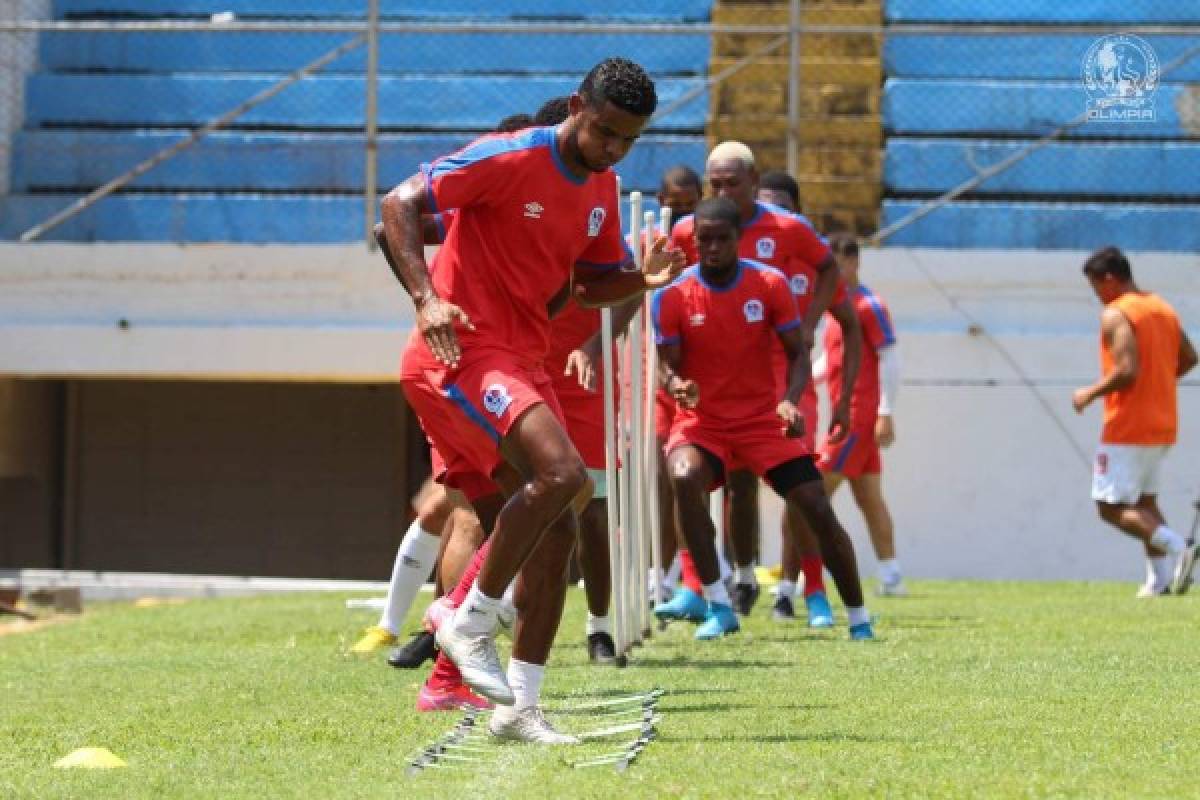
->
[0, 244, 1195, 582]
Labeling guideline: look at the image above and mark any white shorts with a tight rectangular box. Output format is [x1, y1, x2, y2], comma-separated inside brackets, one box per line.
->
[1090, 444, 1170, 505]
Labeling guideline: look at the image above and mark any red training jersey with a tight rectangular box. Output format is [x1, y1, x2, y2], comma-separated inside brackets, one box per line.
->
[422, 125, 630, 361]
[824, 284, 896, 430]
[652, 260, 801, 424]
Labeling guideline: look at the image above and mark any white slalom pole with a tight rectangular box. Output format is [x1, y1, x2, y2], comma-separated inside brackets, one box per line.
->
[646, 205, 672, 607]
[636, 208, 658, 638]
[603, 178, 623, 659]
[624, 190, 644, 651]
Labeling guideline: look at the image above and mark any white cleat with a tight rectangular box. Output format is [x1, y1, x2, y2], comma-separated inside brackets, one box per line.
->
[1170, 541, 1199, 596]
[488, 706, 580, 745]
[876, 579, 909, 597]
[1135, 581, 1170, 599]
[434, 617, 514, 706]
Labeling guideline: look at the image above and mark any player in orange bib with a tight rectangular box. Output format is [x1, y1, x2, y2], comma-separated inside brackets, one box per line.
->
[1072, 247, 1197, 596]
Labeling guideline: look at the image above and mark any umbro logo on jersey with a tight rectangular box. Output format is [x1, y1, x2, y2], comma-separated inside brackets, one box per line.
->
[743, 299, 764, 323]
[524, 201, 544, 219]
[689, 313, 706, 326]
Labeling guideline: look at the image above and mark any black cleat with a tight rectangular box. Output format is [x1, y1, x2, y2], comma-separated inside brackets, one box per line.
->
[732, 582, 761, 615]
[772, 594, 795, 621]
[587, 632, 617, 665]
[387, 630, 437, 669]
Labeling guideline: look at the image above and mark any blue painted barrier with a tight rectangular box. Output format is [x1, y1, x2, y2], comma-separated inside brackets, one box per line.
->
[54, 0, 713, 21]
[0, 192, 667, 242]
[880, 200, 1200, 251]
[38, 31, 710, 75]
[24, 74, 707, 131]
[11, 130, 705, 193]
[885, 0, 1200, 24]
[885, 139, 1200, 198]
[883, 79, 1198, 138]
[884, 35, 1200, 81]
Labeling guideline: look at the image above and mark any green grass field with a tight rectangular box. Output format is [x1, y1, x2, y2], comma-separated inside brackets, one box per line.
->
[3, 581, 1198, 799]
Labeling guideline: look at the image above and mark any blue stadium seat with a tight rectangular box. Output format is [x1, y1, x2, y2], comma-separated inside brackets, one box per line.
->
[881, 201, 1200, 251]
[6, 1, 713, 241]
[38, 31, 710, 75]
[885, 140, 1200, 199]
[54, 0, 713, 21]
[885, 0, 1200, 24]
[12, 131, 705, 194]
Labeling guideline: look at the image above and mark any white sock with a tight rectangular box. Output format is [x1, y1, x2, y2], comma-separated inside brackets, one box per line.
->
[717, 551, 732, 583]
[665, 553, 682, 589]
[735, 564, 758, 585]
[1150, 525, 1185, 555]
[507, 657, 545, 710]
[878, 558, 902, 585]
[777, 579, 796, 600]
[454, 583, 502, 635]
[847, 606, 871, 627]
[501, 581, 516, 608]
[378, 522, 440, 634]
[586, 613, 611, 637]
[1151, 556, 1173, 589]
[703, 579, 731, 608]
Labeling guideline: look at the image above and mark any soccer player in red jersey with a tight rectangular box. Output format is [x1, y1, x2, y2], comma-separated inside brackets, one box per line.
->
[380, 59, 684, 742]
[660, 143, 861, 628]
[653, 198, 873, 640]
[816, 235, 907, 596]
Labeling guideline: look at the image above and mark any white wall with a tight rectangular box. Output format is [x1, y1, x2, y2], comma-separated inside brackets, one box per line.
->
[0, 243, 1196, 581]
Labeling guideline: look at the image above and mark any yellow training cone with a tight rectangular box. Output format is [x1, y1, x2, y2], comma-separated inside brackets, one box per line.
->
[53, 747, 127, 769]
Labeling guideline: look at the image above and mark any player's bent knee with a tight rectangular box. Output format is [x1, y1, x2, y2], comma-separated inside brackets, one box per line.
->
[532, 458, 589, 508]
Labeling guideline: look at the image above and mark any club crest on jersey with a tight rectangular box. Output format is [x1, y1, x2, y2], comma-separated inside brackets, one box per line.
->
[482, 383, 513, 417]
[789, 274, 809, 296]
[743, 299, 765, 323]
[524, 201, 543, 219]
[587, 206, 605, 237]
[756, 237, 776, 259]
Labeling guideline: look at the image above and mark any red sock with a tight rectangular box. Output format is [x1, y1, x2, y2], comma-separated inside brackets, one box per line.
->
[445, 538, 493, 608]
[800, 555, 826, 597]
[425, 652, 464, 691]
[679, 549, 704, 594]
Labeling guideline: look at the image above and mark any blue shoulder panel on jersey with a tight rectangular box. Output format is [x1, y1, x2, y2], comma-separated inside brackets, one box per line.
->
[858, 285, 896, 346]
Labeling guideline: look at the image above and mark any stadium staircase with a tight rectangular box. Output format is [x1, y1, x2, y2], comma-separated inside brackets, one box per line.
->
[1, 0, 714, 242]
[707, 0, 883, 236]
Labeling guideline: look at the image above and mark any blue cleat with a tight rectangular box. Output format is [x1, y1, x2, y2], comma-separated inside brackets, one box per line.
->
[804, 591, 835, 628]
[695, 602, 740, 640]
[654, 587, 707, 623]
[849, 621, 875, 641]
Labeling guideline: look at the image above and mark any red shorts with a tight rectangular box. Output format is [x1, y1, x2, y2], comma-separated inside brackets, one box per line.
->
[654, 388, 676, 440]
[666, 410, 810, 490]
[818, 427, 881, 478]
[400, 335, 564, 501]
[553, 380, 606, 471]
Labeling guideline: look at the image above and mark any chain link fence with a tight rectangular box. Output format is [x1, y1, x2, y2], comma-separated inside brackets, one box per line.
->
[1, 1, 1197, 249]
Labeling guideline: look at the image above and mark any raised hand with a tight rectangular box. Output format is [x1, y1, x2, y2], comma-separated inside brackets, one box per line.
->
[642, 235, 686, 289]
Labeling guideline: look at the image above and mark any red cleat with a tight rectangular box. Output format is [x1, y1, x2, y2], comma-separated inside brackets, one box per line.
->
[416, 682, 494, 712]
